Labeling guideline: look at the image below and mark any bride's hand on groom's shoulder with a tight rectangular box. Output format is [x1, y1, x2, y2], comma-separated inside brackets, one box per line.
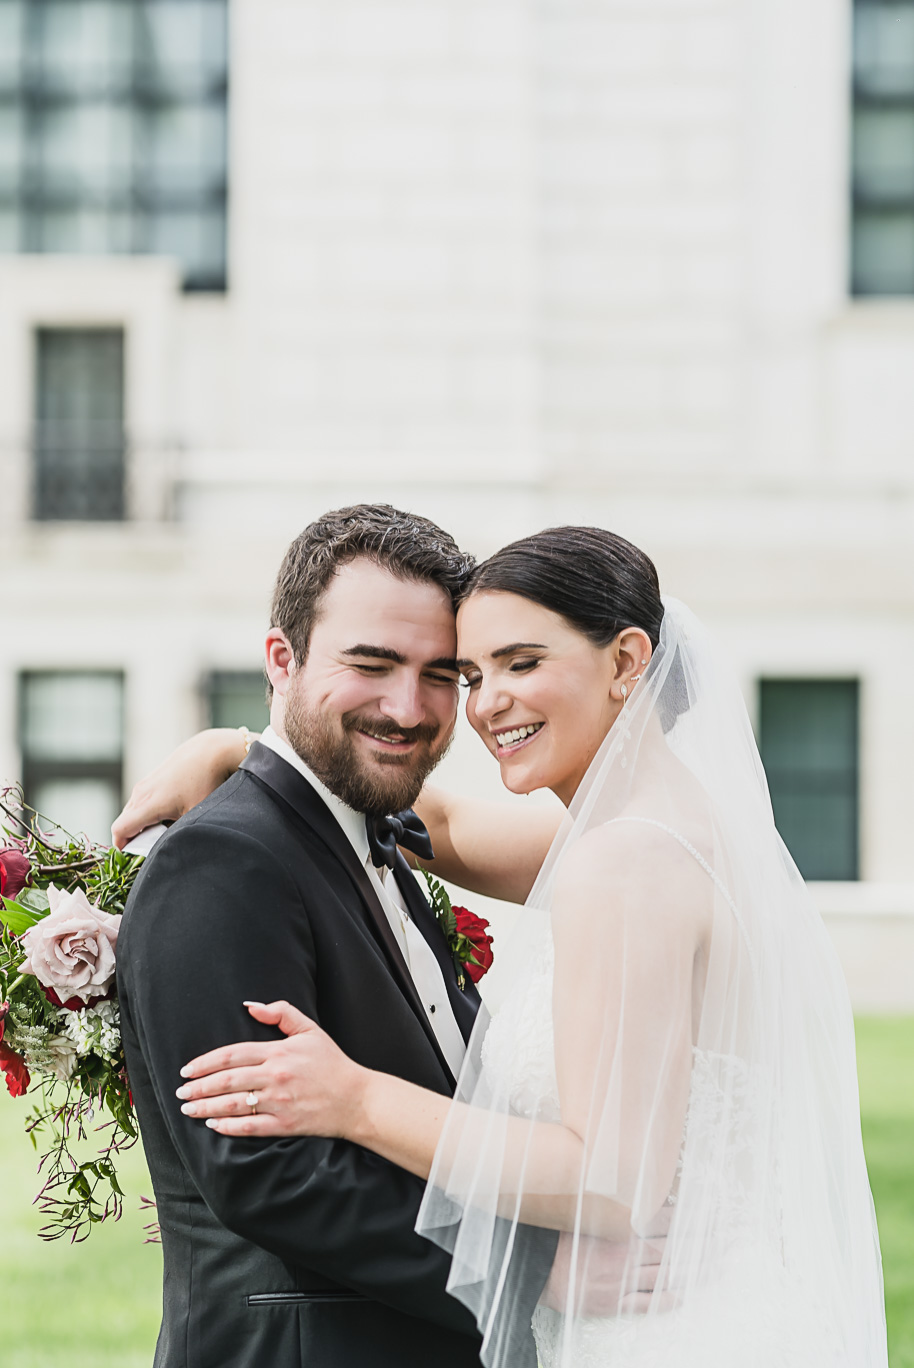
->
[175, 1000, 369, 1141]
[111, 729, 247, 848]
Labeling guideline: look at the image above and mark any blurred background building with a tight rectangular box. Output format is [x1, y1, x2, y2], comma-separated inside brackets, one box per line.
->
[2, 0, 913, 1008]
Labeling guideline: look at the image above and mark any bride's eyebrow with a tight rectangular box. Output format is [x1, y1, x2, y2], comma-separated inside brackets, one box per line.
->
[490, 642, 547, 660]
[456, 643, 547, 670]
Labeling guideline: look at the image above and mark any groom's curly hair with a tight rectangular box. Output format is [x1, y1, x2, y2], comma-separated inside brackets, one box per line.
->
[270, 504, 475, 671]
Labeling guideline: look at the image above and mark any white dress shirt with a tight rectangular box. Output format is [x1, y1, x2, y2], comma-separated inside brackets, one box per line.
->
[259, 727, 467, 1079]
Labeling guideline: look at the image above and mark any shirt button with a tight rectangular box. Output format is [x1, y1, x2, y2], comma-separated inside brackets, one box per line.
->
[429, 1004, 436, 1014]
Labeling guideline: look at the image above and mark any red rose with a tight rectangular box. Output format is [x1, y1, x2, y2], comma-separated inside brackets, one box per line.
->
[0, 847, 31, 904]
[42, 984, 111, 1012]
[0, 1037, 30, 1098]
[453, 907, 494, 984]
[0, 1003, 30, 1097]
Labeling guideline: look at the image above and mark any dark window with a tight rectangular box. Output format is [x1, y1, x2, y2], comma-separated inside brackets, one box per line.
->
[207, 670, 269, 732]
[20, 671, 124, 845]
[0, 0, 228, 291]
[758, 680, 860, 881]
[851, 0, 914, 295]
[34, 328, 125, 521]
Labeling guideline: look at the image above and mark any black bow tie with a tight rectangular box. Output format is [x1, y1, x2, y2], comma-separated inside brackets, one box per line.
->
[365, 809, 435, 872]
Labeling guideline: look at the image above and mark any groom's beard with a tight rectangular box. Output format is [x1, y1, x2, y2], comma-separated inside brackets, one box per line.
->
[283, 689, 451, 817]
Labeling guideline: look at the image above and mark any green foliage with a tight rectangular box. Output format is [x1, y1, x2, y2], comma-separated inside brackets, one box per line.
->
[85, 846, 146, 915]
[0, 895, 47, 935]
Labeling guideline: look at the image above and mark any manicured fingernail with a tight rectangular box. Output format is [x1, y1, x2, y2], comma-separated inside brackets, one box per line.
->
[179, 1066, 191, 1078]
[180, 1103, 195, 1115]
[243, 1000, 265, 1008]
[176, 1085, 190, 1100]
[205, 1119, 219, 1128]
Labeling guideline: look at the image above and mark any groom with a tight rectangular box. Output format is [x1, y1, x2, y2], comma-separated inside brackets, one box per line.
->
[117, 505, 555, 1368]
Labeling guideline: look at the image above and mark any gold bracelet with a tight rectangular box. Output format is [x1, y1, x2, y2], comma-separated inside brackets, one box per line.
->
[237, 725, 255, 758]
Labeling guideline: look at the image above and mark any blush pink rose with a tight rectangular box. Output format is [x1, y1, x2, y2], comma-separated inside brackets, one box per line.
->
[20, 885, 120, 1005]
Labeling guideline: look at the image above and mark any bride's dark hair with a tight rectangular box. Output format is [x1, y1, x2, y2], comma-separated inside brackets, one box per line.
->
[463, 526, 665, 649]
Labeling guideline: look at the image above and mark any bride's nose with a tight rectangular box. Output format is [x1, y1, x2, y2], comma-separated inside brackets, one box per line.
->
[470, 674, 512, 727]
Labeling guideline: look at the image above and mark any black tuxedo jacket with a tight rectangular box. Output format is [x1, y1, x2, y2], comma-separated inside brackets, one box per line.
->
[118, 743, 555, 1368]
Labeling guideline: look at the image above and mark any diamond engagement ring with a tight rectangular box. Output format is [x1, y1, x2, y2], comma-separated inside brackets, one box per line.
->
[245, 1091, 258, 1114]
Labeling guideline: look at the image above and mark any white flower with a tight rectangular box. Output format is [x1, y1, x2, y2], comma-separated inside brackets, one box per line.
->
[12, 1021, 78, 1081]
[59, 1001, 122, 1064]
[43, 1034, 79, 1082]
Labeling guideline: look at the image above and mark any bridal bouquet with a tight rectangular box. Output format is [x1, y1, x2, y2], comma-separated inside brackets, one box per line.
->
[0, 785, 145, 1242]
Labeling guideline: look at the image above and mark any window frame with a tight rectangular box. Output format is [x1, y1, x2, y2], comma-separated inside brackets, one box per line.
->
[850, 0, 914, 296]
[757, 677, 861, 883]
[0, 0, 229, 292]
[18, 668, 126, 837]
[32, 326, 127, 522]
[205, 669, 270, 733]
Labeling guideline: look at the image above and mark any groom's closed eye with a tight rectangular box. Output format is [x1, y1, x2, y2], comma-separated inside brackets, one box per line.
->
[342, 645, 459, 687]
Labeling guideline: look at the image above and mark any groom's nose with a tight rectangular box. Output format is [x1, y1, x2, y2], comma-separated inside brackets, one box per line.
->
[378, 671, 426, 729]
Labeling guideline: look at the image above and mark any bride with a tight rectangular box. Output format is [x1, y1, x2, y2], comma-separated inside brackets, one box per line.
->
[116, 526, 887, 1367]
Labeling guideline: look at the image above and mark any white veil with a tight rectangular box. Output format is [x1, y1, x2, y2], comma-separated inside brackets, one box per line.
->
[417, 599, 887, 1368]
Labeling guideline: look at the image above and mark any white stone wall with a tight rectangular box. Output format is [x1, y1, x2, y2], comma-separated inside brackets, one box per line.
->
[2, 0, 913, 1006]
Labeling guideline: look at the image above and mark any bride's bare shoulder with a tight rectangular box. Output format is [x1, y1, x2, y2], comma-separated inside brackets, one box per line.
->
[552, 816, 714, 939]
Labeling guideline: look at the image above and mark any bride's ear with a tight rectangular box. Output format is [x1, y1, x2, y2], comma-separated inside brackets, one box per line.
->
[611, 629, 653, 698]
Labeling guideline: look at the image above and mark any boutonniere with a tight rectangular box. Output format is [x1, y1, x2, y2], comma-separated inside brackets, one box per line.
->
[417, 868, 494, 991]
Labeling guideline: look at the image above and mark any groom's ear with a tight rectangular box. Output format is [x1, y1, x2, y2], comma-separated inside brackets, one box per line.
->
[265, 629, 297, 696]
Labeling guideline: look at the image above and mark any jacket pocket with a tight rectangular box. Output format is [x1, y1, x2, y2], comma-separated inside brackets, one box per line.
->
[247, 1290, 368, 1306]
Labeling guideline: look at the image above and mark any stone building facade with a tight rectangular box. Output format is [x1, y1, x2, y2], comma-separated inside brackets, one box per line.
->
[2, 0, 913, 1006]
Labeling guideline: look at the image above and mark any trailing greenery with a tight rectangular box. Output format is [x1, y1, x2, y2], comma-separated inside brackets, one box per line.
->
[0, 1095, 160, 1368]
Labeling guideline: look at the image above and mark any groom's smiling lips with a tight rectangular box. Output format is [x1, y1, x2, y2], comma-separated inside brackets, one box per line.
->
[355, 726, 418, 753]
[344, 712, 443, 757]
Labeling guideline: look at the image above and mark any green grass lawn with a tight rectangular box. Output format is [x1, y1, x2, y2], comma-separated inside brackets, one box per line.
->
[0, 1097, 161, 1368]
[0, 1018, 911, 1366]
[856, 1018, 914, 1368]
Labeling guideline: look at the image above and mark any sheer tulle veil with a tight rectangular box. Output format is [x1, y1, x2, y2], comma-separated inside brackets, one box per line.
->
[416, 598, 887, 1367]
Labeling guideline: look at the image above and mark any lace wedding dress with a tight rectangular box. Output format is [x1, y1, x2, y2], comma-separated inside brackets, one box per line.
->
[481, 825, 841, 1368]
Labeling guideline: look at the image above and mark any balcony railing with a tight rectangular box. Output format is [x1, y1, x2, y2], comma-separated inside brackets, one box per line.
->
[33, 420, 126, 521]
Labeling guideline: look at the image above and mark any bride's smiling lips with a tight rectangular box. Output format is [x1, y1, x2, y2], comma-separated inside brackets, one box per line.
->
[492, 721, 545, 758]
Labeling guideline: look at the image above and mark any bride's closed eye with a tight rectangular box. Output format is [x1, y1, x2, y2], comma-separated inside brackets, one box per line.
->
[460, 659, 541, 689]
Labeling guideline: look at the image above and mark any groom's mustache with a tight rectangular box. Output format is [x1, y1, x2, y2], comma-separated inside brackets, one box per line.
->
[342, 713, 442, 747]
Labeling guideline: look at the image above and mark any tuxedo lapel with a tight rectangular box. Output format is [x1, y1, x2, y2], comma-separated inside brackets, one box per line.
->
[239, 744, 455, 1077]
[393, 856, 483, 1047]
